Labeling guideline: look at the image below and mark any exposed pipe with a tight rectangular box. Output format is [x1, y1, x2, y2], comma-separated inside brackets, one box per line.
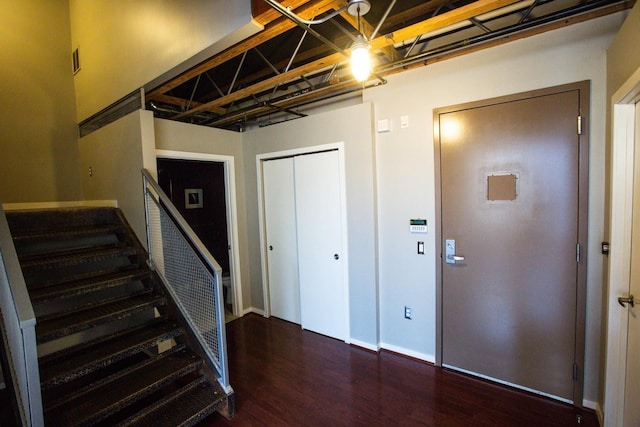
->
[262, 0, 349, 59]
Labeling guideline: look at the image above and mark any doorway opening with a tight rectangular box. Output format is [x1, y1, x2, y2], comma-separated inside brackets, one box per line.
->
[156, 150, 243, 320]
[604, 64, 640, 427]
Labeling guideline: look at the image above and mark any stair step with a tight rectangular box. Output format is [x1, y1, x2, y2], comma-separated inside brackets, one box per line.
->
[20, 245, 138, 271]
[30, 268, 150, 305]
[5, 207, 120, 235]
[12, 224, 125, 242]
[27, 264, 142, 290]
[36, 293, 166, 344]
[12, 224, 127, 260]
[42, 342, 185, 412]
[44, 349, 203, 426]
[117, 378, 225, 427]
[40, 320, 184, 389]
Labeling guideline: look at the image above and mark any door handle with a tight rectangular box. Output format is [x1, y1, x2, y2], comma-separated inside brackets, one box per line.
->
[445, 239, 465, 264]
[334, 254, 340, 260]
[618, 295, 635, 308]
[269, 245, 273, 251]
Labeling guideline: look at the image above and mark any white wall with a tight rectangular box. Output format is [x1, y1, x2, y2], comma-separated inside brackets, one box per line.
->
[78, 110, 157, 242]
[0, 0, 81, 203]
[69, 0, 258, 121]
[153, 119, 251, 314]
[242, 104, 379, 346]
[363, 13, 625, 405]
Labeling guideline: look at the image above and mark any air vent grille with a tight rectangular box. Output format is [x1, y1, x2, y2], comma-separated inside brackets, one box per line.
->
[72, 48, 80, 75]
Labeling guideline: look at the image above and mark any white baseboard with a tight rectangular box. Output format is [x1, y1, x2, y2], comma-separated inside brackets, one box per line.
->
[243, 307, 264, 317]
[380, 342, 435, 363]
[350, 338, 380, 352]
[583, 400, 603, 425]
[3, 200, 118, 211]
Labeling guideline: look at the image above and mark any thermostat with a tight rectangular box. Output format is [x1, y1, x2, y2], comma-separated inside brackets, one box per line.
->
[410, 219, 428, 233]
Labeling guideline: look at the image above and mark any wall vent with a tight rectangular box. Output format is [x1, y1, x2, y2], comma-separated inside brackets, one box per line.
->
[72, 48, 81, 75]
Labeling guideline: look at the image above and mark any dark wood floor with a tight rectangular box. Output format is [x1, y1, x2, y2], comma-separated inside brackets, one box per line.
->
[201, 314, 598, 427]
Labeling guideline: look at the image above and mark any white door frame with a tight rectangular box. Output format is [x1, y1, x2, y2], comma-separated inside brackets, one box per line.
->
[604, 65, 640, 426]
[155, 149, 244, 317]
[256, 143, 351, 342]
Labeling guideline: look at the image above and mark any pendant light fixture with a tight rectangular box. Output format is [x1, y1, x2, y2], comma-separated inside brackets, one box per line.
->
[348, 0, 372, 82]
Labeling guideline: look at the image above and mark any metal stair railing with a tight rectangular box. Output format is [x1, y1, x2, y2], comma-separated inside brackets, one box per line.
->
[141, 169, 231, 392]
[0, 203, 43, 427]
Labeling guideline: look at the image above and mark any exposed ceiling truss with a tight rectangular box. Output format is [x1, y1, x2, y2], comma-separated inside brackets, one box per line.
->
[143, 0, 633, 131]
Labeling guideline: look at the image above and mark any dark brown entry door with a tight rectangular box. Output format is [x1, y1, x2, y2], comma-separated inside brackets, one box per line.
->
[437, 84, 588, 402]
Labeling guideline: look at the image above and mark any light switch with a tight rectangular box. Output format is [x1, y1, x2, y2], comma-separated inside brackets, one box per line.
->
[417, 241, 424, 254]
[377, 119, 391, 133]
[401, 115, 409, 128]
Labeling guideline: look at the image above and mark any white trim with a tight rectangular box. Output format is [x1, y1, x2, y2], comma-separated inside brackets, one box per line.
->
[2, 200, 118, 211]
[256, 143, 351, 342]
[155, 149, 244, 317]
[245, 307, 265, 317]
[380, 342, 435, 363]
[444, 364, 572, 404]
[350, 339, 380, 352]
[604, 65, 640, 427]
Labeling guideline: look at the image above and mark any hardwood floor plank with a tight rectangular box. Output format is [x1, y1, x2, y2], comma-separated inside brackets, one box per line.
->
[200, 314, 598, 426]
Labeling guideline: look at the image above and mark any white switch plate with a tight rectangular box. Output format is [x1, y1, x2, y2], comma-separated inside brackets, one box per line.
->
[400, 115, 409, 128]
[377, 119, 391, 133]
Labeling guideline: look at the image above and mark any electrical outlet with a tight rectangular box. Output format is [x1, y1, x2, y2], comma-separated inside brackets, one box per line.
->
[404, 306, 412, 319]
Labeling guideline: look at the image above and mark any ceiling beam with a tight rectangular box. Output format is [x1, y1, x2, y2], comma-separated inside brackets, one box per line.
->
[146, 0, 345, 100]
[379, 0, 632, 75]
[211, 79, 362, 127]
[252, 0, 313, 25]
[371, 0, 522, 50]
[170, 52, 345, 120]
[170, 0, 529, 120]
[381, 0, 454, 30]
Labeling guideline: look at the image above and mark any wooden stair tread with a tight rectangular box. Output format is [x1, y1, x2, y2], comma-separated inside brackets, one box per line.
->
[44, 350, 202, 426]
[30, 268, 150, 305]
[40, 320, 183, 389]
[118, 378, 225, 427]
[36, 293, 165, 344]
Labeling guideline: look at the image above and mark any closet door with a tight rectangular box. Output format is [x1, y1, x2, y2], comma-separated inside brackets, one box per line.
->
[294, 150, 345, 340]
[263, 157, 300, 324]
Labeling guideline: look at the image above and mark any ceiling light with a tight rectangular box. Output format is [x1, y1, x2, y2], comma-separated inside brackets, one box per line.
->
[348, 0, 372, 82]
[351, 35, 371, 82]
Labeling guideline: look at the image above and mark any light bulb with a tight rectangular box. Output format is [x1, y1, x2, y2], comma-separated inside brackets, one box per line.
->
[351, 35, 371, 82]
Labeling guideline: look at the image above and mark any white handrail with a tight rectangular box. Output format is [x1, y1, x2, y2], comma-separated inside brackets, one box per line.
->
[0, 203, 43, 426]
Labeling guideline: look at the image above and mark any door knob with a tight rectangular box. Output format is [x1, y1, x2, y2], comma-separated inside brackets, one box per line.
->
[618, 295, 635, 308]
[445, 239, 465, 264]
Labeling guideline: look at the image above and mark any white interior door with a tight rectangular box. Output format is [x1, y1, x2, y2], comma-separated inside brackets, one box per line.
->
[623, 102, 640, 426]
[263, 157, 300, 324]
[294, 151, 345, 340]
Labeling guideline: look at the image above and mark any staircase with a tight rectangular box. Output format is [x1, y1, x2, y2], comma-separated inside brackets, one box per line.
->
[6, 206, 231, 426]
